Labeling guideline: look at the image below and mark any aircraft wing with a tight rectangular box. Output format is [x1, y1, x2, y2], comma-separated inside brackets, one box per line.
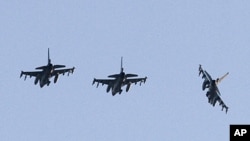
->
[217, 96, 229, 114]
[92, 78, 115, 87]
[20, 71, 42, 80]
[52, 67, 75, 76]
[210, 92, 229, 114]
[199, 65, 212, 82]
[199, 65, 213, 90]
[123, 77, 147, 86]
[202, 71, 213, 82]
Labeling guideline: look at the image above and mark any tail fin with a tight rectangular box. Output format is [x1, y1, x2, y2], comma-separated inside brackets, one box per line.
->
[48, 48, 51, 64]
[120, 57, 124, 73]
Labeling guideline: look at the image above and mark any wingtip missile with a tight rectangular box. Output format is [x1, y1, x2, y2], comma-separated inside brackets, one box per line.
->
[139, 77, 147, 86]
[226, 107, 228, 114]
[199, 64, 203, 76]
[92, 78, 96, 85]
[68, 67, 75, 75]
[199, 64, 202, 70]
[221, 104, 229, 114]
[20, 71, 23, 78]
[67, 67, 75, 75]
[92, 79, 99, 88]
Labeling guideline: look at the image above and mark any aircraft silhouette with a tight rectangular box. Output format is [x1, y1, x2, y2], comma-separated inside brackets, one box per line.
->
[199, 65, 229, 113]
[20, 48, 75, 88]
[92, 57, 147, 96]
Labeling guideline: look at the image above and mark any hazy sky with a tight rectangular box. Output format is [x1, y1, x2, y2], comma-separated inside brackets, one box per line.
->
[1, 0, 250, 141]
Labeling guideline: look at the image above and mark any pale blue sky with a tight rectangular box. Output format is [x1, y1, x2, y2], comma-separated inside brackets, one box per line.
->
[1, 0, 250, 141]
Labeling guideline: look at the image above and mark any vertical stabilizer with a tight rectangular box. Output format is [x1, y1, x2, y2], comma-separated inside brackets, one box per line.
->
[121, 57, 123, 73]
[48, 48, 51, 64]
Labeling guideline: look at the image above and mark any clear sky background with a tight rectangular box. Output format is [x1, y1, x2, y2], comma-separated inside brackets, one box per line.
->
[1, 0, 250, 141]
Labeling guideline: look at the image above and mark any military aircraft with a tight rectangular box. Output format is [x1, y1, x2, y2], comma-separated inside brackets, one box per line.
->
[198, 65, 229, 113]
[20, 48, 75, 88]
[92, 57, 147, 96]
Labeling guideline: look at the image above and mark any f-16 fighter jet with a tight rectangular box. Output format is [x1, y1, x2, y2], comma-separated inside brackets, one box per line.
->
[199, 65, 229, 113]
[20, 48, 75, 87]
[93, 57, 147, 96]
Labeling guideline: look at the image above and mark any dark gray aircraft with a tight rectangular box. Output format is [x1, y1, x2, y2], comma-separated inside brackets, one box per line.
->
[92, 57, 147, 96]
[20, 48, 75, 88]
[199, 65, 229, 113]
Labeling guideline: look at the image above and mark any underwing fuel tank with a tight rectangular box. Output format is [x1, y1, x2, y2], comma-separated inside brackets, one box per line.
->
[54, 74, 59, 83]
[126, 83, 131, 92]
[34, 77, 39, 85]
[106, 85, 111, 93]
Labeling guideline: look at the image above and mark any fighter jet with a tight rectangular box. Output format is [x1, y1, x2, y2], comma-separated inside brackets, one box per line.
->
[92, 57, 147, 96]
[20, 48, 75, 88]
[198, 65, 229, 113]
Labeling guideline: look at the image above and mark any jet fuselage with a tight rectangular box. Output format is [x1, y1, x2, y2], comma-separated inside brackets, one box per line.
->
[111, 72, 125, 96]
[206, 80, 219, 106]
[37, 65, 53, 88]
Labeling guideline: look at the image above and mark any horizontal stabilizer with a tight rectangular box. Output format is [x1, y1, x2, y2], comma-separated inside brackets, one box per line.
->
[126, 74, 138, 77]
[35, 66, 47, 70]
[54, 65, 66, 69]
[108, 74, 120, 78]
